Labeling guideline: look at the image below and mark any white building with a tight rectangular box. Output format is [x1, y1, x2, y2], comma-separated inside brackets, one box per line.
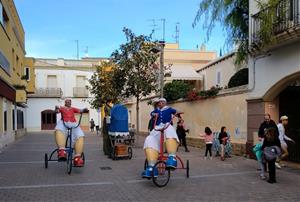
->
[26, 57, 106, 132]
[247, 0, 300, 161]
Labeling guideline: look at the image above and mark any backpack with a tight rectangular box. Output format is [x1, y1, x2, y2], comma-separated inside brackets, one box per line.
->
[263, 146, 281, 161]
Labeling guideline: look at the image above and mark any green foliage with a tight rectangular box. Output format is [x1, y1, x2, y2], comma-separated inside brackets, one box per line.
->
[255, 0, 282, 48]
[193, 0, 249, 65]
[198, 86, 222, 98]
[111, 28, 160, 100]
[228, 68, 248, 88]
[88, 61, 120, 109]
[163, 81, 192, 102]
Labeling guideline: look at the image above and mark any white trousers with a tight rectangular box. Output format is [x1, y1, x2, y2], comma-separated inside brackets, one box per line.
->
[55, 120, 84, 145]
[143, 123, 179, 152]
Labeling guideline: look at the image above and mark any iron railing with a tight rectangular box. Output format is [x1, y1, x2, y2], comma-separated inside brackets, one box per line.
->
[28, 87, 62, 98]
[251, 0, 300, 45]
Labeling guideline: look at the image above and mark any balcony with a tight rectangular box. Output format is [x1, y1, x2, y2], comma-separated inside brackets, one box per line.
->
[250, 0, 300, 54]
[28, 88, 63, 98]
[73, 87, 89, 98]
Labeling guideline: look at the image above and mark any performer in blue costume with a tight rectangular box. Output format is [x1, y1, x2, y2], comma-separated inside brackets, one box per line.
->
[142, 98, 180, 178]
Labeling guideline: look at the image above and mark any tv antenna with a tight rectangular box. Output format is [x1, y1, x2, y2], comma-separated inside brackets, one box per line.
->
[172, 22, 180, 44]
[147, 19, 159, 40]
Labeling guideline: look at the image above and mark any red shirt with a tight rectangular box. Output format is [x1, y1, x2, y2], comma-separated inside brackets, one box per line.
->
[59, 107, 80, 122]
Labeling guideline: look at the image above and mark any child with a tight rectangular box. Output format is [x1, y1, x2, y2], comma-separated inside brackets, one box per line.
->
[253, 137, 266, 180]
[200, 127, 214, 160]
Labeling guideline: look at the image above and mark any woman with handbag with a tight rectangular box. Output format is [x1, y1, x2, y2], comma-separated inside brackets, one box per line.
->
[262, 128, 281, 183]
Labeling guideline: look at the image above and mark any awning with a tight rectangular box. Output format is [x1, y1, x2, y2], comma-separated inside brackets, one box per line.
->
[165, 65, 202, 81]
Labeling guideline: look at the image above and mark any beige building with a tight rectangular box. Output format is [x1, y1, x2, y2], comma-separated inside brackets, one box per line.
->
[197, 52, 246, 90]
[162, 43, 217, 89]
[247, 0, 300, 161]
[0, 0, 32, 148]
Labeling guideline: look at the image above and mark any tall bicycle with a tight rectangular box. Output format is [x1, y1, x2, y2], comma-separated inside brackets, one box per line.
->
[44, 112, 85, 175]
[144, 114, 189, 187]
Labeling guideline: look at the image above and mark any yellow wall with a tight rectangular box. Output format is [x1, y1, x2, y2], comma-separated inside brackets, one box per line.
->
[24, 57, 36, 93]
[0, 0, 27, 103]
[126, 92, 248, 144]
[0, 0, 26, 89]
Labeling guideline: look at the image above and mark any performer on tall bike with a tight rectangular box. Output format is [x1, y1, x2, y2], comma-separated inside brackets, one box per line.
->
[142, 98, 181, 178]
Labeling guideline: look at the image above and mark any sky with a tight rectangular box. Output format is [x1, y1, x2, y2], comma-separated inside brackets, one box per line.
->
[14, 0, 227, 59]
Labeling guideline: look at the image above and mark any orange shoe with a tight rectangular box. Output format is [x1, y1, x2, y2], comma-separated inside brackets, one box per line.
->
[57, 149, 67, 161]
[73, 156, 84, 167]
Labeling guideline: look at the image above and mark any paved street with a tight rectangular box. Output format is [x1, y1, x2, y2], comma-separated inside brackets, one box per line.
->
[0, 131, 300, 202]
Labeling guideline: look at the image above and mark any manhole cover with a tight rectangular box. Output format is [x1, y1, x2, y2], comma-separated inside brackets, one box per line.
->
[100, 166, 112, 170]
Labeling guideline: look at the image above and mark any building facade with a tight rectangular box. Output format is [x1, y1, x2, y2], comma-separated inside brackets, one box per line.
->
[248, 0, 300, 161]
[26, 58, 106, 132]
[197, 52, 247, 90]
[0, 0, 31, 148]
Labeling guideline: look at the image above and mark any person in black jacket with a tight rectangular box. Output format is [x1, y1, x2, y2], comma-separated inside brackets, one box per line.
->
[176, 119, 190, 152]
[262, 127, 281, 184]
[258, 114, 279, 138]
[218, 126, 228, 161]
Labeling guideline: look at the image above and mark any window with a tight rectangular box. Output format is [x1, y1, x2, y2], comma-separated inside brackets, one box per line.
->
[76, 76, 86, 87]
[216, 71, 221, 86]
[24, 67, 30, 80]
[47, 75, 57, 88]
[4, 111, 7, 131]
[0, 1, 3, 25]
[17, 110, 24, 129]
[0, 2, 9, 30]
[12, 110, 15, 130]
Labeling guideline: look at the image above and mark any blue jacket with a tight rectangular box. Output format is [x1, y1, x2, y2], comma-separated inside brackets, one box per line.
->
[151, 106, 177, 126]
[252, 142, 263, 161]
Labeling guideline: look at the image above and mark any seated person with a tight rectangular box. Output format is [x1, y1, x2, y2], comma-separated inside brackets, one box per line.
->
[142, 98, 180, 178]
[54, 99, 88, 167]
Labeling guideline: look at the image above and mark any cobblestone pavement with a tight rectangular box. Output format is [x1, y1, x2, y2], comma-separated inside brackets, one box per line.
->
[0, 131, 300, 202]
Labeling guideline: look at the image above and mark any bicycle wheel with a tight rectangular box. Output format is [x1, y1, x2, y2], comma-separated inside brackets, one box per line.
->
[81, 152, 85, 165]
[144, 159, 148, 170]
[44, 153, 48, 169]
[186, 160, 189, 178]
[67, 151, 73, 175]
[152, 161, 170, 188]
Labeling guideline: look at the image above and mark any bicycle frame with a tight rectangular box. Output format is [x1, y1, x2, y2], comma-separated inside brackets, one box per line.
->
[153, 113, 185, 169]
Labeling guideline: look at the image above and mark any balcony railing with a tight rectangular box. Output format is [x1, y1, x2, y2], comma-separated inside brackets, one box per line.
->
[28, 87, 62, 98]
[73, 87, 89, 98]
[251, 0, 300, 49]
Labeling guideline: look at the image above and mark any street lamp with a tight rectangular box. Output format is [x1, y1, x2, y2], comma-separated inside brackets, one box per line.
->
[151, 40, 165, 98]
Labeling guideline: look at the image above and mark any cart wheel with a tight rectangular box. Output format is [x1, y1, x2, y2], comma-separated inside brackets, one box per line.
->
[67, 151, 73, 175]
[44, 153, 48, 169]
[186, 160, 189, 178]
[152, 161, 170, 188]
[128, 147, 132, 159]
[111, 150, 116, 160]
[81, 152, 85, 165]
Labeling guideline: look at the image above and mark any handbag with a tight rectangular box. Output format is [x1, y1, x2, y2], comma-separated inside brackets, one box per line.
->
[263, 146, 281, 161]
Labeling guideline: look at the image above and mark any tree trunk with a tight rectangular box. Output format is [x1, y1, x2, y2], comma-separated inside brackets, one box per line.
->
[136, 96, 140, 145]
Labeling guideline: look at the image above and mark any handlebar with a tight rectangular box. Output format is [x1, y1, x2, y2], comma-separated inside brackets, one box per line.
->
[61, 112, 84, 130]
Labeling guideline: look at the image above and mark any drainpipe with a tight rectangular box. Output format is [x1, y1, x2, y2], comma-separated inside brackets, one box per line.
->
[249, 53, 272, 92]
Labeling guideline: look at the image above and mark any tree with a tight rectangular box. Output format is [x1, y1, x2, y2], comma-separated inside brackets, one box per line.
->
[111, 28, 159, 137]
[193, 0, 249, 65]
[88, 60, 120, 109]
[163, 80, 192, 102]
